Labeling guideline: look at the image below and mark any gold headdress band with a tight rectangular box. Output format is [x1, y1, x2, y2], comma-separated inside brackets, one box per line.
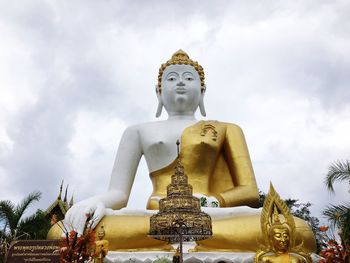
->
[157, 49, 205, 92]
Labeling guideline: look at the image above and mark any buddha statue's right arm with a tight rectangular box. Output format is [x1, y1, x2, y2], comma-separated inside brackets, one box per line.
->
[64, 126, 142, 234]
[218, 123, 259, 207]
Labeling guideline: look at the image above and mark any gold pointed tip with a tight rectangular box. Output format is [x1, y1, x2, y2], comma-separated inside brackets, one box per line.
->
[172, 49, 189, 58]
[176, 139, 180, 157]
[268, 181, 277, 196]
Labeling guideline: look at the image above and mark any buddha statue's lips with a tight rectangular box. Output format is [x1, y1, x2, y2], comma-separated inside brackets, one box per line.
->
[175, 88, 186, 94]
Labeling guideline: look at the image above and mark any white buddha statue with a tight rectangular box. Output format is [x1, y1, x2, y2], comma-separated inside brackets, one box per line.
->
[48, 50, 316, 253]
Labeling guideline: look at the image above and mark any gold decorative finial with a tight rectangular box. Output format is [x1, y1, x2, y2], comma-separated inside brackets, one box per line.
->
[64, 185, 69, 203]
[58, 180, 63, 200]
[69, 194, 74, 208]
[157, 50, 205, 92]
[149, 139, 212, 244]
[176, 139, 180, 158]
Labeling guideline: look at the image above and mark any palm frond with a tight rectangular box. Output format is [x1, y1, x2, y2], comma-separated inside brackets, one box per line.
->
[0, 200, 16, 232]
[14, 191, 41, 228]
[18, 210, 50, 239]
[325, 160, 350, 193]
[322, 203, 350, 229]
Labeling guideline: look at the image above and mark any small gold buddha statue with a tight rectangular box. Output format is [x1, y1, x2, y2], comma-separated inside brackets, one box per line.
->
[260, 221, 308, 262]
[255, 184, 311, 263]
[93, 226, 109, 263]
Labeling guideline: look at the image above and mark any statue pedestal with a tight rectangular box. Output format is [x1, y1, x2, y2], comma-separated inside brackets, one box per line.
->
[105, 251, 322, 263]
[105, 251, 255, 263]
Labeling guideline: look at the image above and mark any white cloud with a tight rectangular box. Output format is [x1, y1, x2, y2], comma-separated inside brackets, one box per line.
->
[0, 0, 349, 222]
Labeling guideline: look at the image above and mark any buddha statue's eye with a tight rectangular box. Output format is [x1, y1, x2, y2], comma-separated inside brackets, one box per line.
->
[183, 72, 195, 81]
[167, 76, 176, 81]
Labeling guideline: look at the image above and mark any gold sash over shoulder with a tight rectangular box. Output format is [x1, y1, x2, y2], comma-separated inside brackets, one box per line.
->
[148, 120, 259, 210]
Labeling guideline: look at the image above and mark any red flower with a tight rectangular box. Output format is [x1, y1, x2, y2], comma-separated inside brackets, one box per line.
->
[58, 213, 96, 262]
[319, 226, 329, 232]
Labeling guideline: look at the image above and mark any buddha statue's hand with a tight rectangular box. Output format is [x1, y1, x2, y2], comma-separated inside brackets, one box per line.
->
[194, 194, 221, 208]
[64, 200, 106, 235]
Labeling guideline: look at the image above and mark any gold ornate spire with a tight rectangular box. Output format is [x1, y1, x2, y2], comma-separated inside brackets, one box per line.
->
[58, 180, 63, 200]
[45, 181, 69, 221]
[149, 142, 212, 243]
[69, 194, 74, 208]
[157, 50, 205, 92]
[64, 185, 69, 203]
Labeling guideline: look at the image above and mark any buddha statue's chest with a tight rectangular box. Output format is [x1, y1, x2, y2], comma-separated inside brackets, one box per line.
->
[181, 121, 226, 151]
[139, 121, 226, 172]
[139, 122, 191, 170]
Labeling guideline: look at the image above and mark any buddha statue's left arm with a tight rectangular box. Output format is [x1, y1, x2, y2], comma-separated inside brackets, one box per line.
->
[107, 125, 143, 208]
[218, 123, 259, 207]
[63, 125, 142, 234]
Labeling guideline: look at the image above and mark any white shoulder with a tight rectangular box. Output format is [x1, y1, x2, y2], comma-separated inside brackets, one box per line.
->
[126, 120, 165, 132]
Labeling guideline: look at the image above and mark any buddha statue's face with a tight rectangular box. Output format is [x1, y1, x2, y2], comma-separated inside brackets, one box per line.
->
[270, 227, 290, 253]
[98, 230, 105, 240]
[160, 64, 203, 116]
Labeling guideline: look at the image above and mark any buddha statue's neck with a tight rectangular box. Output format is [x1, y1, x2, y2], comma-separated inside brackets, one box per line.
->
[167, 114, 197, 121]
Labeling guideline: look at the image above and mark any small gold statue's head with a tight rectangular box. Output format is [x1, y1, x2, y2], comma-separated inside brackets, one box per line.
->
[269, 219, 290, 253]
[157, 49, 205, 93]
[97, 226, 106, 240]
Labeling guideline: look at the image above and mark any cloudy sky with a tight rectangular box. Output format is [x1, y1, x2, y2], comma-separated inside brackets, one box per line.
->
[0, 0, 349, 222]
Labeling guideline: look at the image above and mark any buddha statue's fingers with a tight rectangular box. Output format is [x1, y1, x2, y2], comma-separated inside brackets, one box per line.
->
[64, 201, 105, 235]
[193, 194, 220, 208]
[207, 196, 220, 207]
[63, 204, 86, 235]
[89, 202, 106, 229]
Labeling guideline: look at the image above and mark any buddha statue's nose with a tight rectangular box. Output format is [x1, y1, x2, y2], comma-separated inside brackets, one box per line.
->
[177, 81, 185, 87]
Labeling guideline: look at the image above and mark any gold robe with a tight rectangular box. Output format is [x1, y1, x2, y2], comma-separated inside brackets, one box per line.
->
[147, 120, 259, 209]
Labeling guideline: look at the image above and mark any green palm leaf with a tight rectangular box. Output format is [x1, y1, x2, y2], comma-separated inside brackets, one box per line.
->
[0, 200, 15, 233]
[18, 210, 51, 239]
[322, 203, 350, 228]
[0, 191, 41, 238]
[14, 191, 41, 222]
[325, 160, 350, 193]
[323, 160, 350, 251]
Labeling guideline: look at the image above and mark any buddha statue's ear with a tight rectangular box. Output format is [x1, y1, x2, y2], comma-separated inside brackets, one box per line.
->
[155, 84, 163, 118]
[199, 85, 206, 117]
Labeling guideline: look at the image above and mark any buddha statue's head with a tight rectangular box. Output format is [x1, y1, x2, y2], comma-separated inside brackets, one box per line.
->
[155, 50, 206, 117]
[97, 226, 106, 240]
[269, 222, 290, 253]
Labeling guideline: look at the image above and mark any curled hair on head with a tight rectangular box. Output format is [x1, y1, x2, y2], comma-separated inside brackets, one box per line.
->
[157, 49, 205, 93]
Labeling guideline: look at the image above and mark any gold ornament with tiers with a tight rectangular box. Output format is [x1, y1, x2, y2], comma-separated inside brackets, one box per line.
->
[149, 141, 212, 241]
[48, 50, 317, 253]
